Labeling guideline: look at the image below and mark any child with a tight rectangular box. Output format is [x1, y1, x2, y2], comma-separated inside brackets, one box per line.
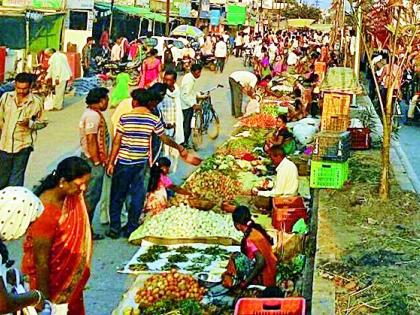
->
[144, 157, 190, 216]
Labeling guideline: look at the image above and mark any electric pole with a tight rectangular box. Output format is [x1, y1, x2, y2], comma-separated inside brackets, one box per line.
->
[165, 0, 170, 36]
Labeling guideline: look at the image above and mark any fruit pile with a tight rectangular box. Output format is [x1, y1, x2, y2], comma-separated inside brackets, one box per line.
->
[135, 270, 206, 306]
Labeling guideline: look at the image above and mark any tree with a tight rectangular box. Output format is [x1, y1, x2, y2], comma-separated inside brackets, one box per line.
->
[351, 0, 419, 200]
[281, 0, 323, 21]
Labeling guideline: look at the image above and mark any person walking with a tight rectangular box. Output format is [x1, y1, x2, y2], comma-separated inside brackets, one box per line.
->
[180, 64, 202, 147]
[22, 157, 93, 315]
[138, 49, 162, 88]
[79, 87, 110, 240]
[234, 32, 244, 57]
[99, 28, 110, 49]
[215, 37, 227, 73]
[82, 37, 94, 77]
[160, 69, 184, 171]
[105, 89, 189, 239]
[44, 48, 72, 111]
[0, 73, 45, 189]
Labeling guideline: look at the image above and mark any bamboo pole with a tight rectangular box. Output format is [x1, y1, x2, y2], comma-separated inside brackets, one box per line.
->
[165, 0, 170, 36]
[354, 3, 362, 80]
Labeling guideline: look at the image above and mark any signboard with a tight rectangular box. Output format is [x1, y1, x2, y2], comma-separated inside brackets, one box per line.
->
[210, 10, 220, 26]
[199, 0, 210, 19]
[67, 0, 94, 9]
[3, 0, 62, 8]
[226, 5, 246, 25]
[179, 3, 191, 18]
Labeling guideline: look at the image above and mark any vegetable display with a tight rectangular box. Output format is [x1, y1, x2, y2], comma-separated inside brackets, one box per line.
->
[261, 103, 289, 117]
[240, 113, 277, 129]
[129, 205, 242, 242]
[135, 270, 206, 306]
[184, 171, 242, 201]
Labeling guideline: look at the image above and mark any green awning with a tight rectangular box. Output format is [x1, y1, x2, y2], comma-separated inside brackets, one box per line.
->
[145, 12, 166, 23]
[95, 2, 151, 17]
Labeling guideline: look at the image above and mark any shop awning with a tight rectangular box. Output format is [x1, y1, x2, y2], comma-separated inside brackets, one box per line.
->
[94, 3, 167, 22]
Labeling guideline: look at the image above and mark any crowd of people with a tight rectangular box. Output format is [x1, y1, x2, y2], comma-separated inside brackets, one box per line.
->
[0, 23, 419, 314]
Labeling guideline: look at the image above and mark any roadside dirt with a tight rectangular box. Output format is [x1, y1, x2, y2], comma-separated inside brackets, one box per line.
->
[317, 150, 420, 314]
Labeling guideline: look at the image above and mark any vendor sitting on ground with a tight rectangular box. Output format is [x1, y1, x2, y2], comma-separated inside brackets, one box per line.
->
[144, 157, 190, 216]
[264, 114, 296, 155]
[256, 145, 299, 198]
[222, 206, 277, 289]
[288, 99, 306, 122]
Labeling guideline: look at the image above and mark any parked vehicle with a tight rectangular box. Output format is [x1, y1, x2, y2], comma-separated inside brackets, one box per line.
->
[138, 36, 184, 60]
[192, 85, 223, 151]
[196, 52, 216, 71]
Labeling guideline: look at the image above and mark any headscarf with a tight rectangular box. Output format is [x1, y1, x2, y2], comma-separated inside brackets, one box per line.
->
[0, 187, 44, 241]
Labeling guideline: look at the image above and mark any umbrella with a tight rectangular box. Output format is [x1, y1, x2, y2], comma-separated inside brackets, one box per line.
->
[171, 25, 204, 38]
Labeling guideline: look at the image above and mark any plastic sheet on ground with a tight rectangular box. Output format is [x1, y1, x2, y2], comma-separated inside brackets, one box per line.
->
[120, 240, 239, 277]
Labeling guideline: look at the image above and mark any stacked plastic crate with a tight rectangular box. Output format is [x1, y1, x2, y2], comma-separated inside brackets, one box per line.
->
[310, 92, 352, 189]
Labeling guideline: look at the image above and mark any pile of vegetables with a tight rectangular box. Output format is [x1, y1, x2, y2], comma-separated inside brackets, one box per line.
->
[261, 103, 289, 117]
[217, 129, 268, 158]
[135, 270, 206, 307]
[198, 154, 239, 174]
[185, 170, 241, 201]
[129, 205, 242, 242]
[240, 113, 277, 129]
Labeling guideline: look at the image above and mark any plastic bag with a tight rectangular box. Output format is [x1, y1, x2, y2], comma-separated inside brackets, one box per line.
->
[44, 93, 54, 111]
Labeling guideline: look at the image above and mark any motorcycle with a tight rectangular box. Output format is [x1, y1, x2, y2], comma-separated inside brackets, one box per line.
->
[196, 52, 217, 71]
[243, 47, 253, 68]
[176, 56, 194, 73]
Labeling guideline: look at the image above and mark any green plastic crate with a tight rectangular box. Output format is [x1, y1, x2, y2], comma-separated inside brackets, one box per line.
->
[310, 160, 349, 189]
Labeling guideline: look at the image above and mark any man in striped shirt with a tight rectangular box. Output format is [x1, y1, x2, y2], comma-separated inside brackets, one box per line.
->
[106, 89, 188, 238]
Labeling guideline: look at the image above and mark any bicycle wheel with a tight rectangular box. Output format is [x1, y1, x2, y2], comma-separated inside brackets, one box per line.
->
[192, 111, 203, 151]
[207, 109, 220, 140]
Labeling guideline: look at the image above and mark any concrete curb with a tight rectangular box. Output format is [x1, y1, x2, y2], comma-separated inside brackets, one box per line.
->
[391, 139, 420, 195]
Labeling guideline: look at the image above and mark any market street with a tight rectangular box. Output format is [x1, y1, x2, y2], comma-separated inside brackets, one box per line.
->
[399, 124, 420, 181]
[7, 58, 246, 314]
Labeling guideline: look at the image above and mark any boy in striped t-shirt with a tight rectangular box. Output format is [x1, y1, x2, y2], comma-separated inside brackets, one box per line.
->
[106, 88, 188, 238]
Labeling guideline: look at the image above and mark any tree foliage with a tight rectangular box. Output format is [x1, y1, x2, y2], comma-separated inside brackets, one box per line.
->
[281, 0, 323, 21]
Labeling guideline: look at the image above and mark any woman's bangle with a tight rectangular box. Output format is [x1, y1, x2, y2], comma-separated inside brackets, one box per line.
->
[34, 290, 42, 306]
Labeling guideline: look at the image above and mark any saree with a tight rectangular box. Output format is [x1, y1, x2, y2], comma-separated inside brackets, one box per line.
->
[22, 194, 92, 315]
[245, 229, 277, 287]
[110, 72, 130, 108]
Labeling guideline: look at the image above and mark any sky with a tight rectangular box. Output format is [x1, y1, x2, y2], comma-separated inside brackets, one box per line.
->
[307, 0, 332, 9]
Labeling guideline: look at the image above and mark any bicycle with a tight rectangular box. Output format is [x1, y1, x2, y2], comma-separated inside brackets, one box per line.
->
[191, 85, 223, 151]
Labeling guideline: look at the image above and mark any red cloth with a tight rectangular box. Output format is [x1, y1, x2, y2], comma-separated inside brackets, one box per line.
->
[22, 194, 92, 315]
[99, 31, 109, 48]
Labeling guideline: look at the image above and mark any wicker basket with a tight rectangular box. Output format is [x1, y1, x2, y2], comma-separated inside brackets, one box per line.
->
[313, 131, 350, 162]
[321, 114, 350, 132]
[322, 92, 351, 116]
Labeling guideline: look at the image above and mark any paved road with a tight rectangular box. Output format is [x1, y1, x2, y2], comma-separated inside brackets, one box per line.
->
[398, 124, 420, 181]
[7, 57, 247, 314]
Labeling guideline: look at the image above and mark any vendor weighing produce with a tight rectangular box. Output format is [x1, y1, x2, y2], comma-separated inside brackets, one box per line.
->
[255, 144, 299, 198]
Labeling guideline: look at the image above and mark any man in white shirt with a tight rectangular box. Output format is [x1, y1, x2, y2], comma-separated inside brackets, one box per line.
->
[111, 38, 122, 62]
[257, 145, 299, 197]
[234, 33, 243, 57]
[229, 71, 258, 118]
[287, 50, 299, 66]
[215, 37, 227, 73]
[180, 64, 202, 147]
[45, 48, 72, 111]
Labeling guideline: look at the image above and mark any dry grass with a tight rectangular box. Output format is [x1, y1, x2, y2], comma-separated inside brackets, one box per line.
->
[318, 150, 420, 315]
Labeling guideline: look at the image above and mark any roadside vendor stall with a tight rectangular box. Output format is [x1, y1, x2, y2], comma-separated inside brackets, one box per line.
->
[111, 59, 318, 314]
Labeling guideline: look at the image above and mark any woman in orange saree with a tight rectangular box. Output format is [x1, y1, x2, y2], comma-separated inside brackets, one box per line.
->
[232, 206, 277, 288]
[22, 157, 92, 315]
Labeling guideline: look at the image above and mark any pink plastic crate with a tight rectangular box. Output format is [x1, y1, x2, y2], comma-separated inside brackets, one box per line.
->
[234, 298, 306, 315]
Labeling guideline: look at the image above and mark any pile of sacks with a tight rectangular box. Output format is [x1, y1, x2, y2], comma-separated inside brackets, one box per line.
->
[73, 76, 100, 96]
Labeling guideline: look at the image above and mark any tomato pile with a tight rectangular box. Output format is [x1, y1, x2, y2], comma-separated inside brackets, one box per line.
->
[240, 113, 277, 129]
[135, 269, 206, 306]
